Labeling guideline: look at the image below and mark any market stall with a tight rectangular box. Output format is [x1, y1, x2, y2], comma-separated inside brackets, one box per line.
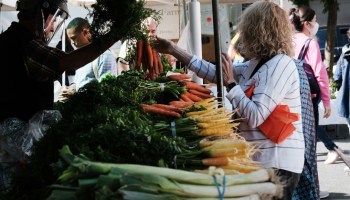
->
[0, 1, 284, 199]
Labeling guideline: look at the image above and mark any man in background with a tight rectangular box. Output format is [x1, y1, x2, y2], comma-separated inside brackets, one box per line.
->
[58, 17, 117, 100]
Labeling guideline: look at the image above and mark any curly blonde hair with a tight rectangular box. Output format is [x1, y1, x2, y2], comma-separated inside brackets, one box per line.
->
[235, 1, 293, 59]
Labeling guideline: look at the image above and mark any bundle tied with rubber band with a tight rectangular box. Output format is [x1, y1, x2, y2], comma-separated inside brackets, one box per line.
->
[245, 84, 299, 144]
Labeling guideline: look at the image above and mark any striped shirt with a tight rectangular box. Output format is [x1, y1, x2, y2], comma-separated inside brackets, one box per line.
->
[74, 50, 117, 90]
[188, 54, 305, 173]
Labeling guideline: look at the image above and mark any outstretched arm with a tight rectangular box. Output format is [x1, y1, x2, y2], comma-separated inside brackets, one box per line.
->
[153, 36, 192, 66]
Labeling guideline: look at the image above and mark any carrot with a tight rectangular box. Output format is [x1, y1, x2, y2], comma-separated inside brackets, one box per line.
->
[158, 54, 163, 73]
[205, 148, 247, 158]
[202, 157, 230, 166]
[169, 101, 194, 108]
[199, 127, 233, 136]
[152, 104, 183, 114]
[150, 68, 156, 80]
[168, 74, 192, 82]
[184, 81, 212, 94]
[202, 139, 248, 151]
[136, 40, 143, 70]
[180, 93, 193, 102]
[188, 89, 213, 99]
[221, 163, 260, 173]
[153, 49, 159, 75]
[141, 43, 148, 73]
[183, 92, 203, 102]
[141, 104, 181, 118]
[197, 119, 234, 129]
[144, 40, 153, 69]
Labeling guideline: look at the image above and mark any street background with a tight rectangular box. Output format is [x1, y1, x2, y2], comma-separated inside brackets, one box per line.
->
[317, 137, 350, 199]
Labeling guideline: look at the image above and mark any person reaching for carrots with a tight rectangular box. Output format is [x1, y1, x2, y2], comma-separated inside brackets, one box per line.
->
[154, 2, 304, 199]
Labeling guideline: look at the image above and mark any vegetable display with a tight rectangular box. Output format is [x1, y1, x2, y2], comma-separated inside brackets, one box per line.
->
[2, 2, 280, 199]
[46, 146, 283, 200]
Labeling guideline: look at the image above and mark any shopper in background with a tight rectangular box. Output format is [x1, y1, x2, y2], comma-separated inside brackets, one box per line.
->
[334, 28, 350, 133]
[154, 2, 304, 199]
[59, 17, 117, 99]
[56, 31, 75, 86]
[289, 5, 335, 199]
[0, 0, 119, 122]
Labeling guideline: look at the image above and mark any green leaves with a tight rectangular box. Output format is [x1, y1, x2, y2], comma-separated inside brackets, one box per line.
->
[89, 0, 159, 40]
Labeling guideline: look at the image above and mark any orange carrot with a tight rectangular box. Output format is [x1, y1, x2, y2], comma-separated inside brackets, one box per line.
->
[153, 49, 159, 76]
[141, 104, 181, 118]
[180, 93, 194, 102]
[202, 157, 230, 166]
[169, 101, 194, 108]
[142, 43, 148, 72]
[144, 41, 153, 69]
[136, 40, 143, 70]
[188, 89, 213, 99]
[168, 74, 191, 82]
[152, 104, 183, 113]
[184, 81, 212, 94]
[183, 92, 203, 102]
[158, 55, 163, 73]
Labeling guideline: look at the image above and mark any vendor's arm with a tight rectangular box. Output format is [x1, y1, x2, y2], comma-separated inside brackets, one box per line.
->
[61, 33, 116, 72]
[24, 32, 117, 81]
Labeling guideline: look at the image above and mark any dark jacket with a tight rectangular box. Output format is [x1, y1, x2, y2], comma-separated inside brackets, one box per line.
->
[0, 22, 54, 121]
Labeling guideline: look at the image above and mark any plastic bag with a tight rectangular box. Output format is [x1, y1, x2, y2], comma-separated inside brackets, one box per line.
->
[0, 110, 62, 193]
[0, 110, 62, 161]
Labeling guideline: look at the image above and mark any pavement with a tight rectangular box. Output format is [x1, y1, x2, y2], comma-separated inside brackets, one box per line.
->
[317, 138, 350, 199]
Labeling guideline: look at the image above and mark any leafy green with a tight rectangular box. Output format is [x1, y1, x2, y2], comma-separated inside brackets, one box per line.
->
[89, 0, 158, 40]
[7, 71, 188, 200]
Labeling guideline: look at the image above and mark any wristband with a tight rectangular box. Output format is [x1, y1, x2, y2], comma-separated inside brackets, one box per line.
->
[226, 82, 237, 92]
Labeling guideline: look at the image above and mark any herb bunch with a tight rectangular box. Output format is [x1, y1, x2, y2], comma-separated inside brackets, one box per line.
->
[89, 0, 158, 40]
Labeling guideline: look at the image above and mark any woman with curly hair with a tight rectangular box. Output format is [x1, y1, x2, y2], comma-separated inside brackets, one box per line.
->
[154, 2, 304, 199]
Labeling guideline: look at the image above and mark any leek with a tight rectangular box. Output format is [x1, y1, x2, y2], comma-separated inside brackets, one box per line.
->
[59, 145, 271, 186]
[119, 173, 282, 198]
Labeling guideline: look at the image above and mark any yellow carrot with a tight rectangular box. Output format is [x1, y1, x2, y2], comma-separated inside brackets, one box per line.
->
[205, 148, 248, 158]
[197, 119, 234, 128]
[199, 127, 233, 136]
[199, 138, 237, 148]
[202, 140, 248, 151]
[202, 157, 231, 166]
[221, 163, 261, 173]
[195, 113, 232, 122]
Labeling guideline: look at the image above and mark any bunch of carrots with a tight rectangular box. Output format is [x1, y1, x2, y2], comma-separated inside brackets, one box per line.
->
[175, 98, 260, 173]
[140, 74, 214, 118]
[138, 73, 260, 173]
[168, 74, 215, 103]
[135, 39, 163, 80]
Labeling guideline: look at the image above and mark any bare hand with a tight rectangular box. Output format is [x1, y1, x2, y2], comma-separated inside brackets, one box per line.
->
[323, 105, 331, 118]
[221, 53, 236, 86]
[153, 36, 174, 54]
[58, 84, 76, 101]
